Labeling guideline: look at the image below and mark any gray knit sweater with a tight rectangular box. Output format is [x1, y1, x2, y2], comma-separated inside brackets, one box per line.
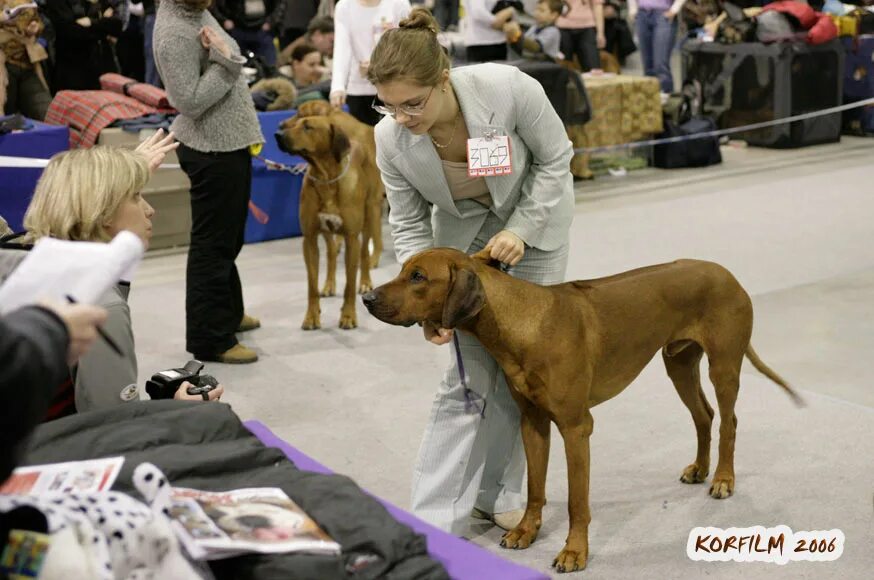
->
[153, 0, 263, 153]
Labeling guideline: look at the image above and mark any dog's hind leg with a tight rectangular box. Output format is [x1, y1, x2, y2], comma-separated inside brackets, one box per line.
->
[368, 190, 384, 269]
[321, 231, 338, 297]
[663, 341, 714, 484]
[358, 230, 373, 294]
[705, 347, 744, 499]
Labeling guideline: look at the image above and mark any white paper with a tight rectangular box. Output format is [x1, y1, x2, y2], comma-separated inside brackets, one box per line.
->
[0, 230, 145, 315]
[0, 457, 125, 495]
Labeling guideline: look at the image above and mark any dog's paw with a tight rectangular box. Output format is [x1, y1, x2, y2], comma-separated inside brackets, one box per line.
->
[552, 544, 588, 574]
[320, 280, 336, 297]
[358, 281, 373, 294]
[302, 310, 321, 330]
[500, 526, 538, 550]
[680, 463, 709, 484]
[339, 311, 357, 330]
[709, 474, 734, 499]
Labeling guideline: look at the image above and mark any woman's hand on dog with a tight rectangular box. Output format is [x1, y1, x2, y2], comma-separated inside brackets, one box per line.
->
[174, 381, 224, 402]
[486, 230, 525, 266]
[423, 321, 453, 345]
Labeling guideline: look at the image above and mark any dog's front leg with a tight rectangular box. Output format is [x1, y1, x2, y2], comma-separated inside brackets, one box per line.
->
[339, 232, 360, 329]
[301, 234, 321, 330]
[554, 414, 594, 573]
[501, 400, 550, 550]
[321, 232, 338, 297]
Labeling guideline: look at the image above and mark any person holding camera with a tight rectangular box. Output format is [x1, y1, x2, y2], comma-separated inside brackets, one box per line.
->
[6, 136, 225, 411]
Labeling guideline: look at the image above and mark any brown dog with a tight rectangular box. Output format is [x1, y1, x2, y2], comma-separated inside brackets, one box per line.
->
[276, 112, 383, 330]
[362, 249, 801, 572]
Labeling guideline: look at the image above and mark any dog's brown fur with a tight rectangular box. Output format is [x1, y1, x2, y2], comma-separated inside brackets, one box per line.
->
[277, 111, 383, 330]
[363, 248, 801, 572]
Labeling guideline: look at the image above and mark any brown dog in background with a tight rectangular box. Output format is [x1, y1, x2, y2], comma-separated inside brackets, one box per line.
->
[276, 106, 383, 330]
[363, 249, 801, 572]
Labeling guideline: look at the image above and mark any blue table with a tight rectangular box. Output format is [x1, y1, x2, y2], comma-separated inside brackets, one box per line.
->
[0, 121, 70, 232]
[245, 110, 306, 244]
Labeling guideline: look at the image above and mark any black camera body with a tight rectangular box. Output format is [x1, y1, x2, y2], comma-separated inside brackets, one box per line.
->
[146, 360, 219, 400]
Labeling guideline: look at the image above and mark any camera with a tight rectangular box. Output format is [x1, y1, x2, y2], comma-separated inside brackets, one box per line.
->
[146, 360, 220, 400]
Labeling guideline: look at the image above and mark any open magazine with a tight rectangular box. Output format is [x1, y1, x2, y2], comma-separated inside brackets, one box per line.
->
[0, 457, 124, 495]
[168, 487, 341, 560]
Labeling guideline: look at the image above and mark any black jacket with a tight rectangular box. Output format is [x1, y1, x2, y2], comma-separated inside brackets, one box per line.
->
[22, 401, 450, 580]
[44, 0, 124, 91]
[212, 0, 279, 31]
[0, 306, 69, 482]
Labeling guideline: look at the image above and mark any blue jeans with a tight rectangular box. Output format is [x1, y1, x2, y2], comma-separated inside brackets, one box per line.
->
[230, 28, 277, 67]
[144, 14, 161, 88]
[636, 9, 678, 93]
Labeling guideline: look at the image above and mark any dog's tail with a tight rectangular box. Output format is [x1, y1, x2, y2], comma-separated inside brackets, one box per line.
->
[745, 345, 804, 407]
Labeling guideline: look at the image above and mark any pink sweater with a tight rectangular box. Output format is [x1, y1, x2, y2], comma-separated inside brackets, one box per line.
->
[556, 0, 603, 30]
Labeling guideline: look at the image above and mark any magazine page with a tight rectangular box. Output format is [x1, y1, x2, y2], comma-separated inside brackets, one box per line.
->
[0, 457, 125, 495]
[168, 487, 341, 560]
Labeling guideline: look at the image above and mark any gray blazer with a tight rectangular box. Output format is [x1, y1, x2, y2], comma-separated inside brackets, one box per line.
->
[375, 63, 575, 264]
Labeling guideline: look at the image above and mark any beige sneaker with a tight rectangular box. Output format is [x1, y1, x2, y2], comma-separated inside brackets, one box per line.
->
[214, 343, 258, 364]
[471, 507, 525, 531]
[237, 314, 261, 332]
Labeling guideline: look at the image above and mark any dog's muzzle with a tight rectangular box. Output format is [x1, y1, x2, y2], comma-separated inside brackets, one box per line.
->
[274, 131, 290, 154]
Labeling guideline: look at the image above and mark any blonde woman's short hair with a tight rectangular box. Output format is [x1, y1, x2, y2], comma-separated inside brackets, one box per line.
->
[24, 147, 150, 243]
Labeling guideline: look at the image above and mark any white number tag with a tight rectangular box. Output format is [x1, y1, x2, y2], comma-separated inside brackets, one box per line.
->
[466, 135, 512, 177]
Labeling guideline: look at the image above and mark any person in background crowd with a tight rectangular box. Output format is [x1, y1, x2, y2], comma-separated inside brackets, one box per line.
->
[330, 0, 410, 126]
[433, 0, 458, 31]
[367, 7, 574, 535]
[463, 0, 513, 63]
[557, 0, 605, 72]
[602, 0, 636, 67]
[275, 0, 318, 49]
[154, 0, 263, 364]
[140, 0, 160, 85]
[16, 139, 227, 410]
[212, 0, 279, 65]
[503, 0, 563, 62]
[628, 0, 684, 93]
[0, 0, 52, 120]
[1, 301, 106, 481]
[286, 42, 326, 88]
[44, 0, 124, 91]
[277, 13, 333, 71]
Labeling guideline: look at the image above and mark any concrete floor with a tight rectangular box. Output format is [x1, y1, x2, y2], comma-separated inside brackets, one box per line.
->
[132, 137, 874, 579]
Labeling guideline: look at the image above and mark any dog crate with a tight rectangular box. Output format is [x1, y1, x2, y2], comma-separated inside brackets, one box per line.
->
[682, 40, 845, 148]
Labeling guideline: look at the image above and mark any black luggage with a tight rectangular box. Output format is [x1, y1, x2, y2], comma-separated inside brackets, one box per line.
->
[653, 116, 723, 169]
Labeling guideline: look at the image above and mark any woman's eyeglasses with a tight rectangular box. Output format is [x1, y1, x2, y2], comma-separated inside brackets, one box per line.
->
[372, 86, 435, 118]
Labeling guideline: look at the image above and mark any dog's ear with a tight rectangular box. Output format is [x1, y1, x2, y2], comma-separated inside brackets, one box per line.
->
[441, 265, 485, 329]
[471, 248, 501, 269]
[330, 124, 351, 162]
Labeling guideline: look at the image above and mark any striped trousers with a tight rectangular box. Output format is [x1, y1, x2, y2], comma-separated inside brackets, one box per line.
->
[410, 212, 569, 535]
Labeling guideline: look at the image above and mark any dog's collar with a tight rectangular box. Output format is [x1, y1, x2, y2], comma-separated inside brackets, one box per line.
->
[306, 154, 351, 185]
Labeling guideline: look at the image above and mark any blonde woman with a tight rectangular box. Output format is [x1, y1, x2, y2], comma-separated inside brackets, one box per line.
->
[16, 135, 225, 411]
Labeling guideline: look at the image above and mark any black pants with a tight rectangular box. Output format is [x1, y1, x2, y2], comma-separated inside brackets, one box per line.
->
[560, 28, 601, 72]
[346, 95, 382, 126]
[177, 145, 251, 356]
[465, 43, 508, 63]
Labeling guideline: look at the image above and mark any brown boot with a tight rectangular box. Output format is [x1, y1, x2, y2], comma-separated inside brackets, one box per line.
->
[238, 314, 261, 332]
[207, 343, 258, 364]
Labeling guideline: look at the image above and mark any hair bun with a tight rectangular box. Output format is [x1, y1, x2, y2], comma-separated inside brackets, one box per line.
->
[399, 7, 440, 35]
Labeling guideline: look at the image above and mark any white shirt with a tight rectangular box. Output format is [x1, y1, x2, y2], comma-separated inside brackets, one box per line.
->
[463, 0, 506, 48]
[331, 0, 412, 96]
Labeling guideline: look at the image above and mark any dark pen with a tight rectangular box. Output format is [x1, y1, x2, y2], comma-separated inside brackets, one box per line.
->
[64, 294, 124, 357]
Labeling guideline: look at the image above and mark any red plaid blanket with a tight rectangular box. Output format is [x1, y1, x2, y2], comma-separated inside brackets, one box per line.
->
[100, 73, 174, 110]
[45, 91, 160, 148]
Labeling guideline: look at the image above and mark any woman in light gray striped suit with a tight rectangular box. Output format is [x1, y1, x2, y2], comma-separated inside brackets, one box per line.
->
[367, 7, 575, 536]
